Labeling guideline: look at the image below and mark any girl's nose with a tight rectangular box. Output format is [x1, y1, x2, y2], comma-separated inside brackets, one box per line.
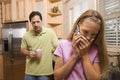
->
[85, 35, 93, 42]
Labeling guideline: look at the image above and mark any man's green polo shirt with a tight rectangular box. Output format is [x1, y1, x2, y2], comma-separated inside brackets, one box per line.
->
[21, 27, 59, 75]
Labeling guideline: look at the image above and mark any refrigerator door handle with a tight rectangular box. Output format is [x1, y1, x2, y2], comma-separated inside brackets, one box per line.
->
[8, 29, 14, 58]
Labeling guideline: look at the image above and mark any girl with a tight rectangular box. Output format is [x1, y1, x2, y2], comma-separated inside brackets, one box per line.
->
[54, 10, 109, 80]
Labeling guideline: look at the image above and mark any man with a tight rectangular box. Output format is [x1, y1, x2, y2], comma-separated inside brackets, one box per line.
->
[21, 11, 59, 80]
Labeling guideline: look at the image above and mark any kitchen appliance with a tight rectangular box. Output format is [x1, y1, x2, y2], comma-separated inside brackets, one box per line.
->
[1, 21, 28, 80]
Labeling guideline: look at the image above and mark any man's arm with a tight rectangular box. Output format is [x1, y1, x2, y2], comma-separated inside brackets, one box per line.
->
[21, 49, 30, 56]
[21, 49, 36, 58]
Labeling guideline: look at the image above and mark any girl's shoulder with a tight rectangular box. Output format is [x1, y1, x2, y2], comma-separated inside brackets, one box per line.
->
[59, 39, 71, 45]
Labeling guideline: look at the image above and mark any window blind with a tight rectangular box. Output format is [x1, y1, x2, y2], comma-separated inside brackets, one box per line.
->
[97, 0, 120, 46]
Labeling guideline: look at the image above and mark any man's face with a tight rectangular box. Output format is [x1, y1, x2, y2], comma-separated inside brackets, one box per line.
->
[31, 15, 42, 34]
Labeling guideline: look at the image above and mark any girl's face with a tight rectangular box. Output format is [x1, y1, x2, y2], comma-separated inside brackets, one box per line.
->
[79, 19, 100, 42]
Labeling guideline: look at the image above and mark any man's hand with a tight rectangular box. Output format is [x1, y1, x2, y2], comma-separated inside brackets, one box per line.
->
[29, 51, 36, 58]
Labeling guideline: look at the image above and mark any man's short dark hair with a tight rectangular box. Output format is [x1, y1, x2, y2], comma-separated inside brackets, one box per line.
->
[29, 11, 42, 22]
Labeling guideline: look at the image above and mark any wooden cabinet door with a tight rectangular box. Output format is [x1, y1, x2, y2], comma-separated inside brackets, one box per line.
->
[0, 55, 3, 80]
[3, 53, 26, 80]
[11, 0, 26, 21]
[3, 0, 36, 22]
[3, 1, 12, 22]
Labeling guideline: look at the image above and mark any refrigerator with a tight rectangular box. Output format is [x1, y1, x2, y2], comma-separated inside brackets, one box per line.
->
[1, 21, 28, 80]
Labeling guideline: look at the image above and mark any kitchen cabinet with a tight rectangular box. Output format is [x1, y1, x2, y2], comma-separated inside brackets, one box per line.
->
[3, 53, 26, 80]
[2, 0, 36, 22]
[0, 2, 3, 43]
[0, 55, 3, 80]
[2, 1, 11, 22]
[47, 0, 63, 38]
[0, 54, 26, 80]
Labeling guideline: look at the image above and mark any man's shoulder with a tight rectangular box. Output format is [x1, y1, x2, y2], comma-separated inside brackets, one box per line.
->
[23, 30, 33, 36]
[27, 29, 34, 33]
[43, 27, 53, 32]
[43, 27, 55, 35]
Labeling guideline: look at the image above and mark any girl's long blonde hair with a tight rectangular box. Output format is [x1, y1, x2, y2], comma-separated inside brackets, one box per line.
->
[67, 9, 109, 78]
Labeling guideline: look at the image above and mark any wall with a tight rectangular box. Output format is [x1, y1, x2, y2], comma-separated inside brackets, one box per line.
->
[62, 0, 96, 38]
[36, 1, 45, 26]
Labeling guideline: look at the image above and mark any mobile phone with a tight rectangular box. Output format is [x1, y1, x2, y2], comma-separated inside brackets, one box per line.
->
[75, 25, 80, 34]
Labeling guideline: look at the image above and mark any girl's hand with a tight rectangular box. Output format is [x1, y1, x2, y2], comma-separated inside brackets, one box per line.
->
[72, 33, 81, 58]
[78, 35, 94, 56]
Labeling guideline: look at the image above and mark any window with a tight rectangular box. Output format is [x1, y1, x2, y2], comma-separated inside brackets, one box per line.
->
[97, 0, 120, 46]
[69, 0, 88, 31]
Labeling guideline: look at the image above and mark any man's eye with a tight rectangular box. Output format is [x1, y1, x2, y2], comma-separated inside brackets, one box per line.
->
[37, 21, 40, 23]
[32, 22, 35, 24]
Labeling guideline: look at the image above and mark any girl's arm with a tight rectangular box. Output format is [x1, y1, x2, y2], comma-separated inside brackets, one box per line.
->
[54, 34, 81, 80]
[54, 53, 79, 80]
[82, 54, 101, 80]
[79, 35, 101, 80]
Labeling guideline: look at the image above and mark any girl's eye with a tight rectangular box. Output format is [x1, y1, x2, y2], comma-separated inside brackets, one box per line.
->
[83, 31, 88, 35]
